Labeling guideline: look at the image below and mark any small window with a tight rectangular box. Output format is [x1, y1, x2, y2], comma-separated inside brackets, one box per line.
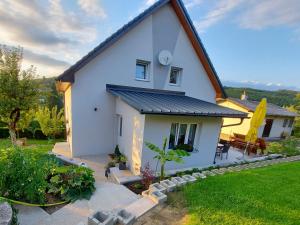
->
[169, 67, 182, 85]
[119, 116, 123, 136]
[188, 124, 197, 146]
[135, 60, 150, 80]
[288, 119, 294, 128]
[168, 123, 178, 149]
[283, 119, 288, 127]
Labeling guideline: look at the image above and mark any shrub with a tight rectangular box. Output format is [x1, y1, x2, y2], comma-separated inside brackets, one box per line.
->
[140, 163, 155, 189]
[0, 147, 59, 203]
[267, 137, 300, 156]
[114, 145, 121, 157]
[48, 166, 95, 202]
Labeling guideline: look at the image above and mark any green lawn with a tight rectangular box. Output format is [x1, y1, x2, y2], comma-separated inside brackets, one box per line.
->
[0, 138, 60, 153]
[172, 162, 300, 225]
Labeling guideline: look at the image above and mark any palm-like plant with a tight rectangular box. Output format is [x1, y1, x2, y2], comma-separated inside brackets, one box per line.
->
[145, 137, 190, 180]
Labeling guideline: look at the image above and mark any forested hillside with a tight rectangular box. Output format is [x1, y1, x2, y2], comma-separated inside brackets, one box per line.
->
[224, 87, 298, 107]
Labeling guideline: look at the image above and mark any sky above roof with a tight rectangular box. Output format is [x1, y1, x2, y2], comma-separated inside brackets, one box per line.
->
[1, 0, 299, 89]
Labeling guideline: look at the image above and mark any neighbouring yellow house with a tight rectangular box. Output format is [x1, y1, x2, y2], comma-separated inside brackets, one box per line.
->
[218, 92, 297, 141]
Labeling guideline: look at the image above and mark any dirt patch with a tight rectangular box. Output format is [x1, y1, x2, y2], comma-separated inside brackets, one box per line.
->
[41, 193, 68, 215]
[135, 203, 187, 225]
[135, 192, 188, 225]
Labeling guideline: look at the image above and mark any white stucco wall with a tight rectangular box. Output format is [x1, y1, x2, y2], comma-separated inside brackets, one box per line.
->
[142, 115, 222, 172]
[258, 117, 294, 138]
[64, 86, 73, 153]
[115, 98, 145, 174]
[68, 3, 219, 157]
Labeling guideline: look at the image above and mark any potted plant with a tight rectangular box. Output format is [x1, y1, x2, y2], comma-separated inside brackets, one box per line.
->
[118, 155, 127, 170]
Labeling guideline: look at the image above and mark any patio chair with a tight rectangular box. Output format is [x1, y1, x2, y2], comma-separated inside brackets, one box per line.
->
[214, 143, 230, 161]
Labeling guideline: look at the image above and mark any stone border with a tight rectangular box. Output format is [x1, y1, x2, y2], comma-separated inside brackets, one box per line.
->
[139, 155, 300, 208]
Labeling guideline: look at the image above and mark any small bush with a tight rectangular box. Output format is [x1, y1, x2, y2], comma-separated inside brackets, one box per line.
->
[114, 145, 121, 157]
[140, 163, 155, 189]
[267, 137, 300, 156]
[48, 166, 95, 202]
[0, 147, 59, 203]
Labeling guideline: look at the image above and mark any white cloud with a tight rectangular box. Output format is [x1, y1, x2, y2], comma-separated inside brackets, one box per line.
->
[238, 0, 300, 30]
[184, 0, 203, 9]
[78, 0, 107, 18]
[145, 0, 157, 7]
[0, 0, 104, 76]
[194, 0, 243, 33]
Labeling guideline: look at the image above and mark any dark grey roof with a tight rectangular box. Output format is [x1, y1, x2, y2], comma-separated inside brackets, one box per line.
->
[107, 85, 246, 118]
[229, 98, 297, 118]
[56, 0, 227, 98]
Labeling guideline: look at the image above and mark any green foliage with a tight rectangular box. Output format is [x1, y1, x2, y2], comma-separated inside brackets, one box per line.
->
[286, 93, 300, 137]
[267, 137, 300, 156]
[145, 138, 190, 180]
[105, 160, 116, 169]
[35, 106, 65, 139]
[224, 86, 297, 107]
[133, 183, 143, 189]
[114, 145, 121, 157]
[48, 166, 95, 202]
[0, 45, 39, 144]
[119, 154, 127, 163]
[0, 147, 59, 203]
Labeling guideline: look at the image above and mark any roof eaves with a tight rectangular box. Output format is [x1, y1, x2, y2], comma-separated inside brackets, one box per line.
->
[175, 0, 227, 99]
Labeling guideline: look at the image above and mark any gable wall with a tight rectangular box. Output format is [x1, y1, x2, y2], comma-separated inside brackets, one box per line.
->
[70, 3, 217, 156]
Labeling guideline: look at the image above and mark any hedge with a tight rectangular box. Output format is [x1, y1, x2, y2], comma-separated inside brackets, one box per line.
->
[0, 128, 65, 139]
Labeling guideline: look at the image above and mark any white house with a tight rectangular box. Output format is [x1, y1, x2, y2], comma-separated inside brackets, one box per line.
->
[218, 92, 297, 140]
[56, 0, 246, 174]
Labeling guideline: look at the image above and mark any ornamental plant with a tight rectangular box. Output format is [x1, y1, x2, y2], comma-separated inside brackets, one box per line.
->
[48, 165, 96, 202]
[140, 162, 155, 189]
[145, 137, 190, 180]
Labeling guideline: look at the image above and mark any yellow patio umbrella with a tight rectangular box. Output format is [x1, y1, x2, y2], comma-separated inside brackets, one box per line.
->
[244, 98, 267, 155]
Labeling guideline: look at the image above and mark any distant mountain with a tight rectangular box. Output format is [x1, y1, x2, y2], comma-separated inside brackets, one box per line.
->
[222, 80, 300, 92]
[224, 86, 298, 107]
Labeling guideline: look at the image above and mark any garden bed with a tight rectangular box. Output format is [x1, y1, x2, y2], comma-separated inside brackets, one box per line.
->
[0, 145, 96, 214]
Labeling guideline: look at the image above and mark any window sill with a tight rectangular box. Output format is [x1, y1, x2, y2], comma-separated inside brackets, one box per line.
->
[168, 83, 180, 86]
[135, 78, 150, 82]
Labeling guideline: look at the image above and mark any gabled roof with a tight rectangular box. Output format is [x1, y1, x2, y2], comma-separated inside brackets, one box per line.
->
[107, 84, 246, 118]
[56, 0, 227, 98]
[227, 98, 297, 118]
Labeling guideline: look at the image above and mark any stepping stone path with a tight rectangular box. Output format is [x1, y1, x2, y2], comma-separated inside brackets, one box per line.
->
[0, 202, 12, 225]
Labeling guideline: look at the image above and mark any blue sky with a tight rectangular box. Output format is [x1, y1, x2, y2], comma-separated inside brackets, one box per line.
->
[0, 0, 299, 89]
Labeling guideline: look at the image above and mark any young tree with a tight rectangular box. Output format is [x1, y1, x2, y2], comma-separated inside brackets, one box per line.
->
[35, 106, 64, 140]
[287, 93, 300, 137]
[0, 45, 39, 145]
[145, 138, 190, 180]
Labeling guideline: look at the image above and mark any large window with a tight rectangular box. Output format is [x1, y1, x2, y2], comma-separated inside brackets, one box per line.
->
[168, 123, 197, 149]
[135, 60, 150, 81]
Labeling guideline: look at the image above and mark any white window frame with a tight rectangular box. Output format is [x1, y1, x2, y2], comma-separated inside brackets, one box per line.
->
[168, 67, 182, 86]
[168, 123, 197, 149]
[119, 116, 123, 137]
[135, 60, 150, 81]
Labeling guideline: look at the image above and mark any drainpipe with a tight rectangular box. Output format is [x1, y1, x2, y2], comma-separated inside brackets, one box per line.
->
[221, 118, 245, 128]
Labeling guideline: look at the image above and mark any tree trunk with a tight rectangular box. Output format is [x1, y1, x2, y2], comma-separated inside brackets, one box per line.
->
[8, 127, 17, 146]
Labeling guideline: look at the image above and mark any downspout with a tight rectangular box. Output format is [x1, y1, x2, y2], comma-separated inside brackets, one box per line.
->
[221, 118, 245, 128]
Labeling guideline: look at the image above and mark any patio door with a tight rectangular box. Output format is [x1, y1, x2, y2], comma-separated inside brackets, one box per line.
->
[262, 119, 273, 137]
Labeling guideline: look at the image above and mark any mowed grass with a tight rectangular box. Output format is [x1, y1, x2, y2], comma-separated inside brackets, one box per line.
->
[173, 162, 300, 225]
[0, 138, 60, 153]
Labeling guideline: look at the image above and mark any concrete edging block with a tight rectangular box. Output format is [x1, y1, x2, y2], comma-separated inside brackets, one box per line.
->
[192, 172, 206, 179]
[182, 174, 197, 183]
[88, 211, 115, 225]
[149, 191, 167, 204]
[160, 179, 176, 192]
[116, 209, 136, 225]
[149, 183, 167, 193]
[171, 177, 187, 186]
